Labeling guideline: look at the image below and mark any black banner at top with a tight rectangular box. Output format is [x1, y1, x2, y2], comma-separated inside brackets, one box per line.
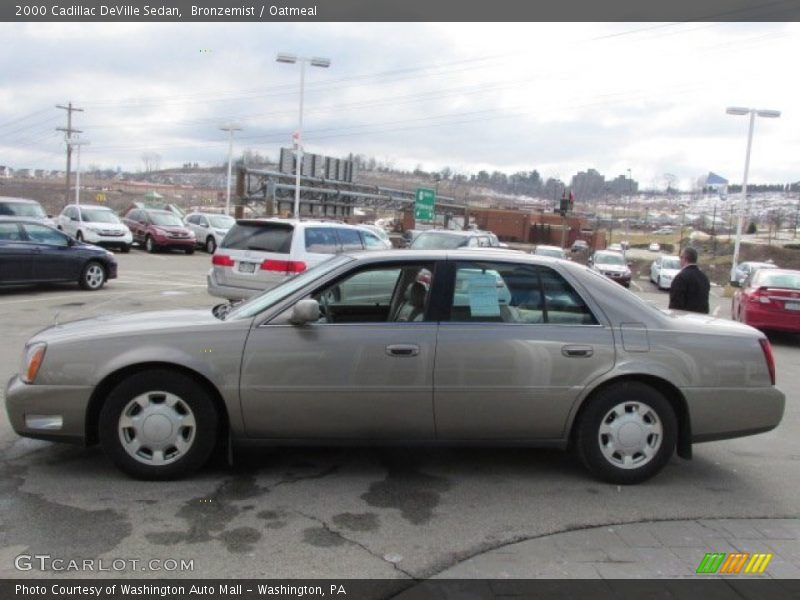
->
[3, 0, 800, 22]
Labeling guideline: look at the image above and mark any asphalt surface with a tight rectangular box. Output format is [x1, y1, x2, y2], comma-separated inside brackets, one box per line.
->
[0, 248, 797, 582]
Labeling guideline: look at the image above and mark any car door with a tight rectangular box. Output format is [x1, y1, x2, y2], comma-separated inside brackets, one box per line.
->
[239, 261, 439, 439]
[433, 260, 615, 440]
[0, 222, 33, 283]
[20, 223, 79, 281]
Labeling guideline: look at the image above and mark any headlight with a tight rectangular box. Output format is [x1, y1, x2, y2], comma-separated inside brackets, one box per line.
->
[85, 226, 99, 233]
[215, 229, 227, 236]
[21, 342, 47, 384]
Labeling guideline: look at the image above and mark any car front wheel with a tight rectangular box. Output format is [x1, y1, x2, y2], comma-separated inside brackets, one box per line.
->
[120, 244, 131, 253]
[576, 381, 677, 484]
[98, 369, 219, 480]
[79, 261, 107, 290]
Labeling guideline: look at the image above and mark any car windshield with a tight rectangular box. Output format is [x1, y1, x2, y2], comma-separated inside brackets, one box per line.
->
[226, 255, 354, 320]
[757, 272, 800, 290]
[662, 258, 680, 269]
[595, 252, 625, 265]
[80, 208, 119, 223]
[208, 215, 235, 229]
[150, 212, 183, 226]
[411, 232, 466, 249]
[0, 202, 46, 218]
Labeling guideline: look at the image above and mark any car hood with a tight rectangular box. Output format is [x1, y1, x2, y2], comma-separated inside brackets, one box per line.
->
[153, 225, 191, 234]
[659, 268, 680, 278]
[31, 309, 221, 344]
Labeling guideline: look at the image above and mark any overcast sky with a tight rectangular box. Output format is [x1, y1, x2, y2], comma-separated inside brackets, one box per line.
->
[1, 22, 797, 189]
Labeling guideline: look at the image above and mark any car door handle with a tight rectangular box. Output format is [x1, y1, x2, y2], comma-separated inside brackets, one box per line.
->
[562, 345, 593, 358]
[386, 344, 420, 357]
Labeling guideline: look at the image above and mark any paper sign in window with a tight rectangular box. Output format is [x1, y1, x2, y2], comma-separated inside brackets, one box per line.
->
[467, 273, 501, 317]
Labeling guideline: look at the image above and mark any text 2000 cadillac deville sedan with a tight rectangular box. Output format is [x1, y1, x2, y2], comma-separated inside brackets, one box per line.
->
[5, 250, 785, 483]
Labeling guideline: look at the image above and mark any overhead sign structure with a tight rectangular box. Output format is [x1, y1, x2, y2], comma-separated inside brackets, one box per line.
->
[414, 188, 436, 222]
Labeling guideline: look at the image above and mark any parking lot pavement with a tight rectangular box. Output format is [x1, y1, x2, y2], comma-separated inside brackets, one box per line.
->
[0, 251, 797, 582]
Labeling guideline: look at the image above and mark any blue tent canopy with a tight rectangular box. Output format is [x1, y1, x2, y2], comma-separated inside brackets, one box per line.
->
[706, 172, 728, 185]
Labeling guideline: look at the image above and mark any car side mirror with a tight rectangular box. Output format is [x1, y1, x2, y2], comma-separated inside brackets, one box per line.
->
[730, 280, 741, 288]
[290, 299, 320, 325]
[587, 258, 593, 265]
[67, 237, 76, 246]
[212, 303, 232, 319]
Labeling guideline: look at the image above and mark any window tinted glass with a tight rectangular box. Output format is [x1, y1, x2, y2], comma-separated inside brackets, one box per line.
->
[222, 222, 293, 253]
[758, 271, 800, 290]
[209, 215, 235, 229]
[305, 227, 339, 253]
[0, 222, 21, 241]
[149, 212, 183, 226]
[81, 209, 119, 224]
[0, 201, 45, 217]
[337, 228, 364, 251]
[362, 231, 385, 249]
[449, 261, 596, 325]
[412, 232, 466, 249]
[186, 215, 198, 224]
[595, 252, 625, 265]
[23, 224, 68, 246]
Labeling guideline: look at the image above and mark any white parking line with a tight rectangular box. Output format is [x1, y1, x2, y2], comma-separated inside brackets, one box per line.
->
[630, 280, 642, 292]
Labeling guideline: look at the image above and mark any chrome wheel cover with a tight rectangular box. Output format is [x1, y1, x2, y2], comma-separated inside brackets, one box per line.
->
[118, 391, 196, 466]
[598, 401, 663, 470]
[84, 264, 105, 289]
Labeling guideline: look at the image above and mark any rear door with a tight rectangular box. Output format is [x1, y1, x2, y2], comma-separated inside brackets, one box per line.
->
[0, 222, 33, 283]
[433, 260, 616, 440]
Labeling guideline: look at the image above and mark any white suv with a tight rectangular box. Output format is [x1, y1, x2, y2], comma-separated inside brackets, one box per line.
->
[57, 204, 133, 252]
[207, 219, 391, 301]
[184, 212, 236, 254]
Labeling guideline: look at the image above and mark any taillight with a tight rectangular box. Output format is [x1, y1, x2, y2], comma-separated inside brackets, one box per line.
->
[260, 260, 306, 274]
[212, 254, 235, 267]
[759, 338, 776, 385]
[749, 288, 771, 304]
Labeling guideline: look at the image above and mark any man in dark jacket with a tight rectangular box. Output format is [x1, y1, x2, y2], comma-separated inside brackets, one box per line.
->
[669, 247, 710, 313]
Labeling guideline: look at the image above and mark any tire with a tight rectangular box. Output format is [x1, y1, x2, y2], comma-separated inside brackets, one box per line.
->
[575, 381, 677, 485]
[185, 247, 195, 255]
[76, 231, 84, 242]
[145, 235, 156, 253]
[205, 236, 216, 254]
[98, 369, 219, 480]
[120, 244, 131, 254]
[79, 261, 107, 291]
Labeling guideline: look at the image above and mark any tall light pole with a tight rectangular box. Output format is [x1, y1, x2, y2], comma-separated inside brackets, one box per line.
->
[276, 53, 331, 219]
[220, 124, 242, 216]
[68, 138, 90, 206]
[726, 106, 781, 283]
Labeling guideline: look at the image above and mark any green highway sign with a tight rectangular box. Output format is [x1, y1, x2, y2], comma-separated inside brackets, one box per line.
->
[414, 187, 436, 222]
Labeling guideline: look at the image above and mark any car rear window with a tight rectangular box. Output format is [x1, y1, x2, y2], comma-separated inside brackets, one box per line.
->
[0, 201, 46, 218]
[222, 222, 294, 253]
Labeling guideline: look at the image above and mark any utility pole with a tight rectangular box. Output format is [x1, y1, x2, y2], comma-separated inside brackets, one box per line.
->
[220, 124, 242, 216]
[56, 102, 83, 205]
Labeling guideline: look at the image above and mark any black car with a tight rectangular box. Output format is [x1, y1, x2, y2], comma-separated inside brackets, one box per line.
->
[0, 219, 118, 290]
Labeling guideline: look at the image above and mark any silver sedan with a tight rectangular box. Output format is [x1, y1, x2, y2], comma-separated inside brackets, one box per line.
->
[5, 250, 784, 484]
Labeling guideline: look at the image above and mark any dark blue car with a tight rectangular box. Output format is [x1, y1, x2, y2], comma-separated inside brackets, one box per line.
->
[0, 218, 117, 290]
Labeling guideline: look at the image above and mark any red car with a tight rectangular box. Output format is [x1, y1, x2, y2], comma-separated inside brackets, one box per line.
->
[122, 208, 195, 254]
[732, 268, 800, 333]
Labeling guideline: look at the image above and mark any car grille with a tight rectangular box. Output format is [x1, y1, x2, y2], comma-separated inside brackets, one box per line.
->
[100, 230, 124, 236]
[168, 232, 189, 238]
[605, 271, 624, 278]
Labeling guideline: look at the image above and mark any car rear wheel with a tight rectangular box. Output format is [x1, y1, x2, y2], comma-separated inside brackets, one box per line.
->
[145, 235, 156, 253]
[98, 369, 219, 480]
[76, 231, 83, 242]
[205, 236, 216, 253]
[79, 261, 107, 291]
[576, 381, 677, 484]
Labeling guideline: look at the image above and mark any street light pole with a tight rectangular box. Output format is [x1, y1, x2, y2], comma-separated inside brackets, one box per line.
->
[277, 53, 331, 219]
[220, 124, 242, 216]
[68, 138, 90, 206]
[726, 106, 781, 283]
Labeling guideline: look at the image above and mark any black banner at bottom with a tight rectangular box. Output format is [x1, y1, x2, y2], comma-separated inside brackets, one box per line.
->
[4, 579, 799, 600]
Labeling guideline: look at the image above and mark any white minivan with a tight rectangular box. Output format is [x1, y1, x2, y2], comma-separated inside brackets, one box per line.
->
[207, 219, 391, 301]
